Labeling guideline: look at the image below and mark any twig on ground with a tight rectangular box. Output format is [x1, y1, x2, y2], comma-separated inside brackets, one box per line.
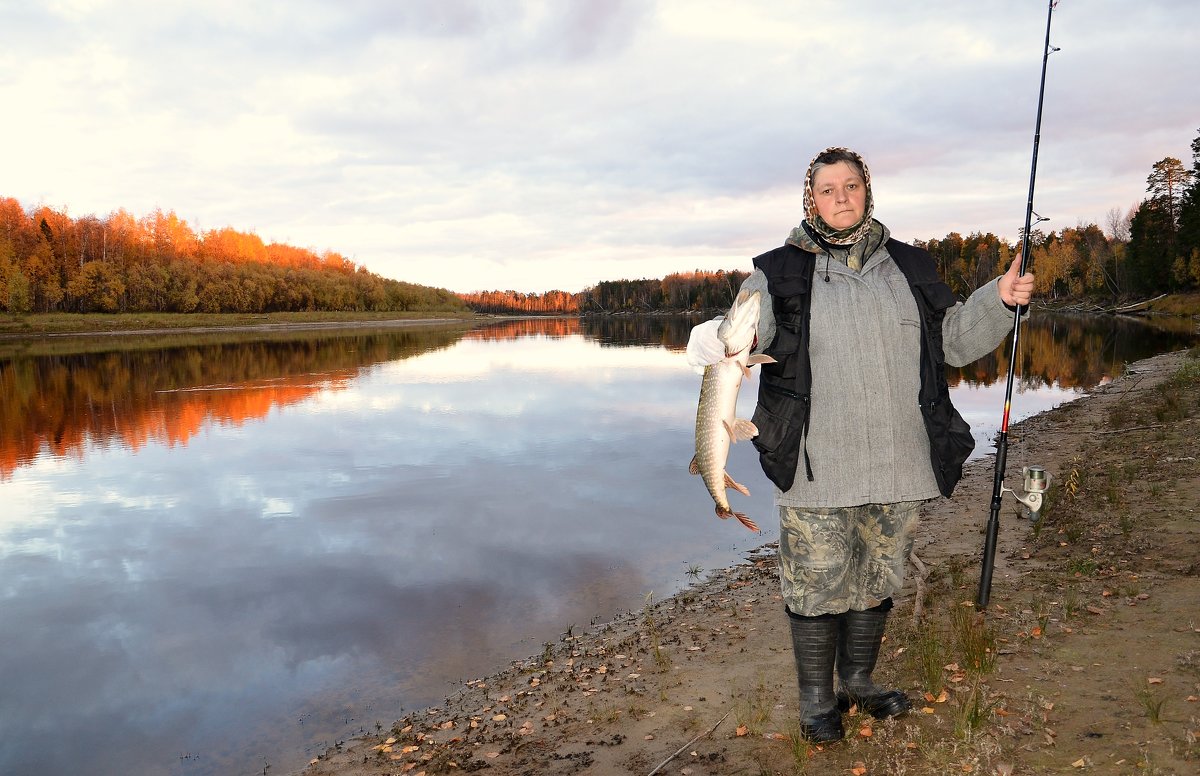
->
[646, 710, 732, 776]
[910, 550, 929, 624]
[1054, 423, 1168, 434]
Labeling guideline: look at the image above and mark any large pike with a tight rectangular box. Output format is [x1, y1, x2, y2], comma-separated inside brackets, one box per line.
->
[689, 288, 774, 532]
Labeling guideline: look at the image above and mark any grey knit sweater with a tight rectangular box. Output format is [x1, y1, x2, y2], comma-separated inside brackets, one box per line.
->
[741, 238, 1018, 508]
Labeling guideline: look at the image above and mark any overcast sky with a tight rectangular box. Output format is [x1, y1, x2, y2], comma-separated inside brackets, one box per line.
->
[3, 0, 1196, 293]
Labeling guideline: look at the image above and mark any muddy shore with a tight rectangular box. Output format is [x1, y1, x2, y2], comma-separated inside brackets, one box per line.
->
[303, 348, 1200, 776]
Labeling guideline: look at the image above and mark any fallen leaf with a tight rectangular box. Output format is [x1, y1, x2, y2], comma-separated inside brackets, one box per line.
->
[440, 721, 454, 730]
[492, 714, 507, 721]
[922, 706, 936, 714]
[1086, 605, 1105, 615]
[850, 763, 867, 776]
[401, 745, 419, 754]
[384, 737, 397, 745]
[1072, 757, 1087, 767]
[904, 742, 918, 750]
[1147, 677, 1164, 685]
[735, 724, 749, 737]
[923, 691, 936, 702]
[644, 734, 654, 740]
[936, 689, 949, 703]
[485, 752, 499, 759]
[1031, 626, 1043, 639]
[1186, 695, 1198, 702]
[858, 725, 873, 738]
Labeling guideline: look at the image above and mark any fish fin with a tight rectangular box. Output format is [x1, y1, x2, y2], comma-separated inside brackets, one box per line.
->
[728, 419, 758, 442]
[688, 455, 700, 475]
[739, 362, 752, 379]
[734, 513, 760, 533]
[723, 472, 750, 497]
[747, 354, 776, 366]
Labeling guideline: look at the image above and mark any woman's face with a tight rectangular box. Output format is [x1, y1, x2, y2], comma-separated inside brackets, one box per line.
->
[811, 160, 867, 230]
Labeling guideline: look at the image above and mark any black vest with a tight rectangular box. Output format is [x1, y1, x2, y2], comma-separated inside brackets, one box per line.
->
[749, 239, 975, 497]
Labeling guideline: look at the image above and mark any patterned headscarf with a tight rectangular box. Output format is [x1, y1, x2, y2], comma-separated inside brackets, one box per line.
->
[802, 147, 875, 246]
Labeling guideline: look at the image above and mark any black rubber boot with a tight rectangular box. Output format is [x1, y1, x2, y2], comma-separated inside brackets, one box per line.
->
[786, 607, 845, 743]
[835, 598, 912, 719]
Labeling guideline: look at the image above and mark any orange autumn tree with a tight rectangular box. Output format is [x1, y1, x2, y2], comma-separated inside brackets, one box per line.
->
[0, 198, 468, 314]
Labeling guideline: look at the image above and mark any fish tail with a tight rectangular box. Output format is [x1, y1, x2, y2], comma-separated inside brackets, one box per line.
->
[716, 504, 760, 533]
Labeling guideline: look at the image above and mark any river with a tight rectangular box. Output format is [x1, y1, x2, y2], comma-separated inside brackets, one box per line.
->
[0, 312, 1194, 776]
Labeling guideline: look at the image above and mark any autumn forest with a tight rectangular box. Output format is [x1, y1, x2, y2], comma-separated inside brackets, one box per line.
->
[0, 198, 468, 316]
[3, 129, 1199, 318]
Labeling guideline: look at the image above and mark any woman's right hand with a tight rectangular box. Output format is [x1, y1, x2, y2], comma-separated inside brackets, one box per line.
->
[686, 319, 726, 371]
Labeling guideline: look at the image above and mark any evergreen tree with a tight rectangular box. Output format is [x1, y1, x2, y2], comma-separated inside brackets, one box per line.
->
[1175, 128, 1200, 288]
[1127, 201, 1175, 293]
[1126, 156, 1194, 294]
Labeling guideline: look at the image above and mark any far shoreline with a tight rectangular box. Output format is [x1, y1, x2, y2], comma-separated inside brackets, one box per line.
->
[0, 310, 480, 341]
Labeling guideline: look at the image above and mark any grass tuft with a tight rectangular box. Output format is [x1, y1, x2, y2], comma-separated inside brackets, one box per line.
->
[950, 603, 996, 676]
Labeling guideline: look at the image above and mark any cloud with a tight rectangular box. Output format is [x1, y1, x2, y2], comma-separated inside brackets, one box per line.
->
[2, 0, 1197, 292]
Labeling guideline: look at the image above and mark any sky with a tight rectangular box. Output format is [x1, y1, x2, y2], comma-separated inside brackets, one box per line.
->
[2, 0, 1197, 294]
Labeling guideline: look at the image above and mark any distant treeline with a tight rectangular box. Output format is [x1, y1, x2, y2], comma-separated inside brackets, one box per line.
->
[0, 198, 468, 314]
[456, 270, 751, 315]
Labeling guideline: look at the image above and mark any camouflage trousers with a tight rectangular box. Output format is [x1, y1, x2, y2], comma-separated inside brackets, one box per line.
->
[779, 501, 923, 617]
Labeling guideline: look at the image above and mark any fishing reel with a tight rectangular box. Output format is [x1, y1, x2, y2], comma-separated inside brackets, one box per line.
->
[1001, 465, 1051, 522]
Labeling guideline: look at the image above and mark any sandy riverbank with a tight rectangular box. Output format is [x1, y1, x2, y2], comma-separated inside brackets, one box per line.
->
[303, 348, 1200, 776]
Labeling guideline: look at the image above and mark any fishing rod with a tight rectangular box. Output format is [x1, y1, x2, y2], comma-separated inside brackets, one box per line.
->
[975, 0, 1059, 611]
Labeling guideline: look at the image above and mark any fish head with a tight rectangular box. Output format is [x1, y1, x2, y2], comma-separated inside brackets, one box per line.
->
[717, 288, 761, 356]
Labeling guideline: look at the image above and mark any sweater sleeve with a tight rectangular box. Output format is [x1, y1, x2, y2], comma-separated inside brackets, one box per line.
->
[740, 270, 776, 357]
[941, 276, 1027, 367]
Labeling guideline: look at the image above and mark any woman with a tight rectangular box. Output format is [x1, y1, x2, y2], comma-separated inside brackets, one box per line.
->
[687, 147, 1034, 742]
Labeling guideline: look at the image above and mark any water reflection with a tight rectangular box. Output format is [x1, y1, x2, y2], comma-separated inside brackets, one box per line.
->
[0, 326, 469, 479]
[0, 313, 1194, 776]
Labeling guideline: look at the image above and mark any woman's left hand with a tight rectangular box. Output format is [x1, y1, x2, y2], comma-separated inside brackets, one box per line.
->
[998, 256, 1035, 307]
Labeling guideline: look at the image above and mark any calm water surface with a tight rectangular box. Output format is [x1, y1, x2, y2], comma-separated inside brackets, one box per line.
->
[0, 314, 1195, 776]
